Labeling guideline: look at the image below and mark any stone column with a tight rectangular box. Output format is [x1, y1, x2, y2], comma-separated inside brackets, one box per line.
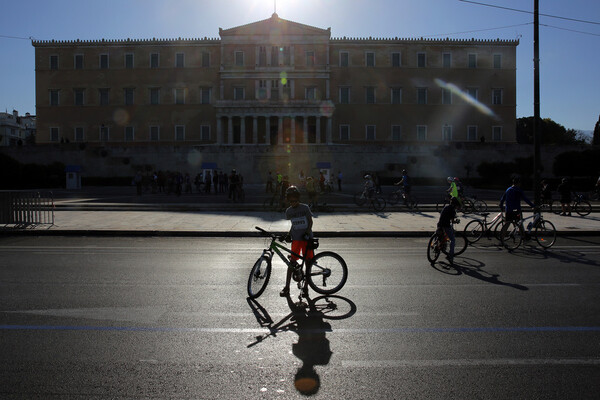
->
[316, 116, 321, 144]
[327, 117, 333, 144]
[252, 116, 258, 144]
[227, 116, 233, 144]
[290, 116, 296, 144]
[265, 117, 270, 145]
[240, 116, 246, 144]
[303, 116, 308, 144]
[216, 117, 222, 144]
[278, 116, 283, 145]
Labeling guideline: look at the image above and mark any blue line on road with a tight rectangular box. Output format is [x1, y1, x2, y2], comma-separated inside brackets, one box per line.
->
[1, 325, 600, 333]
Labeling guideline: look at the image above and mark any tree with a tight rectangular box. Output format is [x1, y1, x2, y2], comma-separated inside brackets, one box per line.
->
[516, 117, 587, 145]
[593, 114, 600, 146]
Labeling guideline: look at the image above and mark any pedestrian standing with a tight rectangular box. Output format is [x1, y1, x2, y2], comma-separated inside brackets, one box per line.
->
[337, 170, 343, 191]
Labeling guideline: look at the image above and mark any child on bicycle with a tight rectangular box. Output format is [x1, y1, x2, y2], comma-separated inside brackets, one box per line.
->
[437, 196, 460, 265]
[281, 185, 314, 297]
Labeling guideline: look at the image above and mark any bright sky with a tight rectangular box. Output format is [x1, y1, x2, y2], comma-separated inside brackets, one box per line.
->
[1, 0, 598, 132]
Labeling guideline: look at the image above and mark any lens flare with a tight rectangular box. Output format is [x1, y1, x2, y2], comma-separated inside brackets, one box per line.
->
[434, 78, 498, 120]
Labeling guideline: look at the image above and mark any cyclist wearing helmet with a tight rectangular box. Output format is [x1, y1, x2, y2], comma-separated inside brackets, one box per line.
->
[394, 169, 412, 205]
[437, 196, 461, 265]
[281, 185, 314, 297]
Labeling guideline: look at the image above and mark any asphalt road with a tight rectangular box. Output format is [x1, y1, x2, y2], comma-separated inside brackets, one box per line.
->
[2, 236, 600, 399]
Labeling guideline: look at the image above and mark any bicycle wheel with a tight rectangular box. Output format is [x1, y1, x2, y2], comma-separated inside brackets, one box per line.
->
[307, 251, 348, 295]
[462, 199, 475, 213]
[500, 221, 523, 250]
[493, 218, 504, 241]
[247, 256, 272, 299]
[464, 219, 484, 244]
[453, 233, 468, 255]
[427, 234, 441, 263]
[372, 197, 386, 212]
[551, 200, 562, 215]
[354, 191, 367, 206]
[574, 200, 591, 216]
[388, 192, 400, 205]
[534, 220, 556, 249]
[473, 199, 487, 213]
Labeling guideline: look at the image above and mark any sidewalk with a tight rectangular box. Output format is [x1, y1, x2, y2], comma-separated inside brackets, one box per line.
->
[2, 185, 598, 237]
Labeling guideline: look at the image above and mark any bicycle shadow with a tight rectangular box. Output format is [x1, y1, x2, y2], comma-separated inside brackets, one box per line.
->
[506, 245, 600, 267]
[247, 294, 357, 396]
[430, 256, 529, 290]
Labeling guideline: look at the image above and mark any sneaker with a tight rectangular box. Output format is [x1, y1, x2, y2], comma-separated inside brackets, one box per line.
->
[279, 287, 290, 297]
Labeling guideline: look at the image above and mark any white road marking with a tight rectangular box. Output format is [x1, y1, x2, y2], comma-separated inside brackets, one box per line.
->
[341, 358, 600, 368]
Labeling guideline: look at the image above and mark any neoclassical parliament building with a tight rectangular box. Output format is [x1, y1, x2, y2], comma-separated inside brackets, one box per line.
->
[32, 13, 519, 180]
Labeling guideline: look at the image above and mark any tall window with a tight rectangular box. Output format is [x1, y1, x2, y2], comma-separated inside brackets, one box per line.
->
[492, 88, 503, 105]
[125, 53, 134, 69]
[259, 46, 267, 66]
[494, 54, 502, 69]
[201, 125, 211, 141]
[340, 125, 350, 141]
[417, 88, 427, 105]
[150, 126, 160, 141]
[74, 89, 85, 105]
[125, 126, 134, 142]
[176, 53, 184, 68]
[417, 125, 427, 141]
[442, 53, 451, 68]
[467, 126, 478, 141]
[442, 88, 452, 105]
[258, 80, 267, 100]
[271, 80, 279, 100]
[175, 88, 185, 104]
[468, 53, 477, 68]
[442, 125, 453, 141]
[74, 54, 83, 70]
[366, 87, 376, 104]
[340, 51, 349, 67]
[366, 125, 376, 141]
[282, 80, 292, 99]
[99, 54, 109, 69]
[282, 46, 291, 66]
[202, 51, 210, 67]
[150, 88, 160, 105]
[467, 87, 478, 100]
[366, 52, 375, 67]
[50, 89, 59, 106]
[271, 46, 279, 66]
[50, 127, 59, 142]
[124, 88, 134, 105]
[235, 51, 244, 66]
[50, 55, 59, 70]
[391, 88, 402, 104]
[99, 88, 110, 105]
[75, 127, 84, 142]
[306, 51, 315, 67]
[417, 52, 426, 68]
[175, 125, 185, 141]
[391, 52, 401, 67]
[100, 125, 109, 141]
[493, 126, 503, 141]
[392, 125, 402, 141]
[150, 53, 159, 68]
[201, 87, 211, 104]
[339, 87, 350, 104]
[306, 87, 316, 100]
[234, 87, 245, 100]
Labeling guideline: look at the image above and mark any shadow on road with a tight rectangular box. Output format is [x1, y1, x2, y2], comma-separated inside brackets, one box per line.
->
[246, 294, 356, 396]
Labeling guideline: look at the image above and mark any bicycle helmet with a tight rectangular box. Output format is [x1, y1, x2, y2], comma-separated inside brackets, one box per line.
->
[447, 176, 454, 183]
[364, 174, 372, 180]
[285, 185, 300, 199]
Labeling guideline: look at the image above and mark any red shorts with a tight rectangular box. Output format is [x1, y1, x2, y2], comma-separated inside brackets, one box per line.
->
[291, 240, 314, 262]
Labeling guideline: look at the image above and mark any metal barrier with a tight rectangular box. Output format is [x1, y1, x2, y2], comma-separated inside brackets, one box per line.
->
[0, 191, 54, 226]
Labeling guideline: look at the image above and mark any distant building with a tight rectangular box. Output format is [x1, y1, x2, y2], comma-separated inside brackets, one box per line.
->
[32, 13, 517, 146]
[0, 110, 36, 146]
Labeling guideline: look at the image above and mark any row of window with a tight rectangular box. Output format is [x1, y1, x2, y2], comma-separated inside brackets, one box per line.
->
[48, 124, 502, 142]
[47, 49, 503, 70]
[47, 85, 503, 106]
[49, 125, 211, 142]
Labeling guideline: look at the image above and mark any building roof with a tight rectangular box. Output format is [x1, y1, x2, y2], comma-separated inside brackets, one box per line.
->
[219, 13, 330, 37]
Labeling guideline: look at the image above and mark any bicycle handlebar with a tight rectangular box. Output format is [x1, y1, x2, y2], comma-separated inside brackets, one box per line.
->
[255, 226, 287, 242]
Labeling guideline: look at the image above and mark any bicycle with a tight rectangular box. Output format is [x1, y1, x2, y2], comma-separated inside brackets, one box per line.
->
[426, 219, 468, 264]
[463, 210, 505, 244]
[388, 188, 418, 210]
[500, 210, 557, 250]
[551, 193, 591, 216]
[353, 189, 386, 212]
[436, 194, 476, 213]
[248, 227, 348, 300]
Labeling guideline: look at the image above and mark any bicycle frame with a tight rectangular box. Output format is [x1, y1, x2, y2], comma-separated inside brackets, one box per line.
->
[263, 236, 309, 270]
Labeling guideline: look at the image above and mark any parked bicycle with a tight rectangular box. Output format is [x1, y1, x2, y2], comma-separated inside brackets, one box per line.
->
[550, 192, 591, 216]
[463, 210, 505, 244]
[388, 188, 418, 210]
[353, 189, 386, 212]
[248, 227, 348, 300]
[426, 219, 468, 264]
[500, 210, 557, 250]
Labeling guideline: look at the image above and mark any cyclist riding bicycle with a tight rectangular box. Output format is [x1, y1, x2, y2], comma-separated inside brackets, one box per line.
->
[447, 176, 463, 207]
[394, 169, 411, 203]
[281, 185, 314, 297]
[437, 197, 461, 265]
[499, 177, 535, 238]
[364, 174, 375, 199]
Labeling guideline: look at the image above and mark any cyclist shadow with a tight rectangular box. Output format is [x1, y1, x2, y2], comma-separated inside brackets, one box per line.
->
[246, 294, 357, 396]
[433, 257, 529, 291]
